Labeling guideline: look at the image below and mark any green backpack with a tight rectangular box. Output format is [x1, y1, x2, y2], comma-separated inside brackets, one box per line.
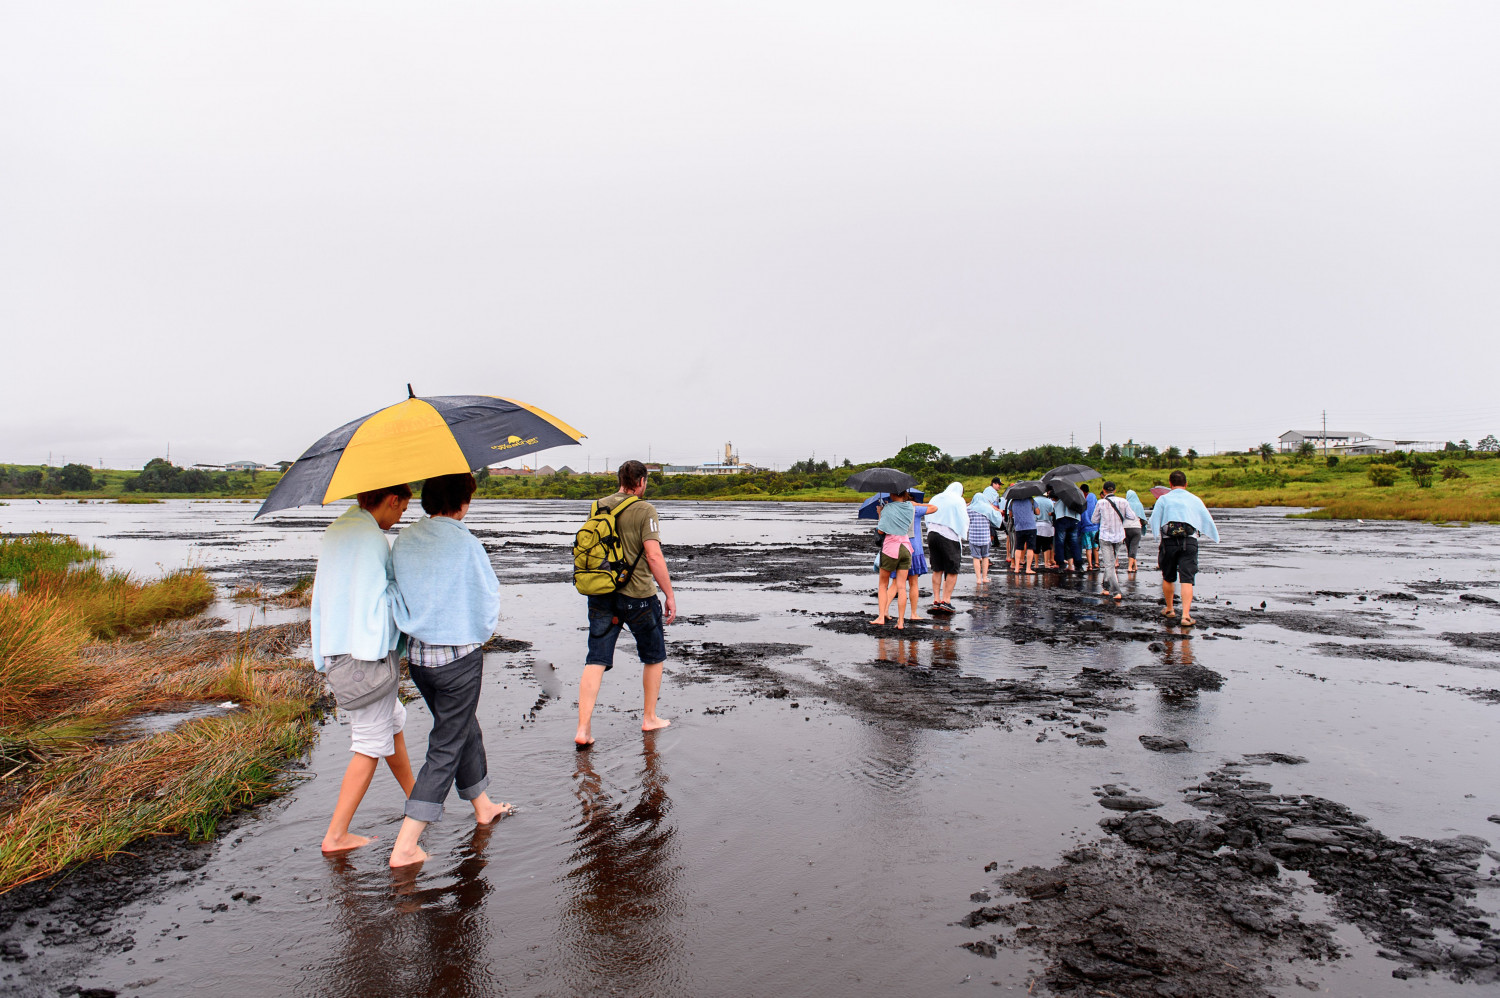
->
[573, 495, 645, 596]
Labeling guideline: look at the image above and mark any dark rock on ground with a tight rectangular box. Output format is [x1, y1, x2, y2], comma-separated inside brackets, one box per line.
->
[1099, 795, 1164, 812]
[958, 839, 1338, 997]
[1242, 752, 1308, 765]
[1139, 734, 1190, 753]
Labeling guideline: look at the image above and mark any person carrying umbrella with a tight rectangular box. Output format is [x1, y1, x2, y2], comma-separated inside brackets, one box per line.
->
[1002, 481, 1045, 575]
[1047, 481, 1087, 572]
[312, 483, 418, 855]
[1033, 494, 1057, 570]
[1147, 470, 1220, 625]
[259, 388, 586, 854]
[870, 490, 935, 628]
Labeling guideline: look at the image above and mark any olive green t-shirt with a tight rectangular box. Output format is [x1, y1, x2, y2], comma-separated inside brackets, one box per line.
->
[596, 492, 661, 598]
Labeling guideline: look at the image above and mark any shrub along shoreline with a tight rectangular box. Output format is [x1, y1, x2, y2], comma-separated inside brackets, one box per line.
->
[0, 534, 323, 894]
[5, 448, 1498, 520]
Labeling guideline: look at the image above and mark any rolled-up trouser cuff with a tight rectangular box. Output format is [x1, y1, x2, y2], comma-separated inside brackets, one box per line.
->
[457, 775, 490, 801]
[404, 798, 445, 822]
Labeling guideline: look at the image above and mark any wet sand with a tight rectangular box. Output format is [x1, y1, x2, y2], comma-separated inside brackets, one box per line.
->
[1, 501, 1498, 996]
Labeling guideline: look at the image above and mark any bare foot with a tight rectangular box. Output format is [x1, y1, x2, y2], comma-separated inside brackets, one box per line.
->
[475, 800, 513, 825]
[321, 832, 375, 854]
[388, 843, 428, 869]
[894, 619, 905, 631]
[1113, 593, 1124, 602]
[641, 716, 671, 732]
[574, 730, 595, 749]
[906, 615, 926, 622]
[870, 617, 887, 626]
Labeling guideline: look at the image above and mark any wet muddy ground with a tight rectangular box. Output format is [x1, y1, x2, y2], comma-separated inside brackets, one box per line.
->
[1, 500, 1498, 997]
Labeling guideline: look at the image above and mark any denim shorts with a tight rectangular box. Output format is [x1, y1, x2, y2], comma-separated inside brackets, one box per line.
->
[586, 593, 667, 669]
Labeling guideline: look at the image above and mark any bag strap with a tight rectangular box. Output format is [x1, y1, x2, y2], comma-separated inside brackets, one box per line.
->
[610, 495, 647, 589]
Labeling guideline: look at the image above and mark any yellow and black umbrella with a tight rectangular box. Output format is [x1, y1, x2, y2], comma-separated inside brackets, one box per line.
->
[256, 387, 584, 518]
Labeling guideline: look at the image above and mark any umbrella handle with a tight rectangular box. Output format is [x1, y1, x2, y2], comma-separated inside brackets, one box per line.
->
[407, 383, 416, 398]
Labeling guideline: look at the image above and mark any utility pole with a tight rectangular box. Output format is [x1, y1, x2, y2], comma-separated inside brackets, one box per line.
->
[1098, 422, 1102, 447]
[1322, 409, 1327, 457]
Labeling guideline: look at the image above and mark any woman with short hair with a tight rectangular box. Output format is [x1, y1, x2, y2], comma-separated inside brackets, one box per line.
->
[387, 472, 509, 868]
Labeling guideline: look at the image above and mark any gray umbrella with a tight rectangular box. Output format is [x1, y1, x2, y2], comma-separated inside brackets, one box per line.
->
[1003, 480, 1046, 501]
[1047, 480, 1087, 513]
[844, 467, 919, 494]
[1041, 463, 1102, 485]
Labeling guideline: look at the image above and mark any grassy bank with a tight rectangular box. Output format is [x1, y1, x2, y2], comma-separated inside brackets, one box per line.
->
[0, 535, 322, 893]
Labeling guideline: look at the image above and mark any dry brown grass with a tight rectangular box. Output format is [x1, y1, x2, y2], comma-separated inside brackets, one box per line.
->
[23, 566, 214, 638]
[231, 576, 313, 608]
[0, 538, 324, 892]
[0, 690, 319, 892]
[0, 595, 90, 721]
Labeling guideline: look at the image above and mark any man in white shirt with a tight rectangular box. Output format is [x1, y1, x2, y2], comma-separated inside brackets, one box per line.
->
[1091, 481, 1140, 602]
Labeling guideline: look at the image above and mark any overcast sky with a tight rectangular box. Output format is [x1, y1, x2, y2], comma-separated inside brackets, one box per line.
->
[3, 2, 1498, 472]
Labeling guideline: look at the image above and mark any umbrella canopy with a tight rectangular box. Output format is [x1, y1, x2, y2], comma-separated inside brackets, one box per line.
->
[1150, 485, 1172, 499]
[1047, 480, 1087, 513]
[257, 390, 585, 518]
[1041, 464, 1102, 485]
[857, 490, 924, 520]
[844, 467, 918, 494]
[1003, 480, 1045, 501]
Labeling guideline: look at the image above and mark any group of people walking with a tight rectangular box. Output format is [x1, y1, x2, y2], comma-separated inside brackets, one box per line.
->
[310, 461, 675, 865]
[869, 470, 1218, 629]
[308, 458, 1217, 861]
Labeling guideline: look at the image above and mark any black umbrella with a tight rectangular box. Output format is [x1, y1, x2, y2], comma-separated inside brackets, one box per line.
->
[1041, 464, 1101, 485]
[1003, 480, 1045, 501]
[844, 467, 918, 494]
[1047, 480, 1087, 513]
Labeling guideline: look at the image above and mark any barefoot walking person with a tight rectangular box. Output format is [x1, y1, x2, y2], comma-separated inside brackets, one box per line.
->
[387, 473, 512, 868]
[575, 461, 677, 748]
[1124, 489, 1149, 573]
[1006, 493, 1039, 575]
[926, 482, 967, 613]
[967, 491, 1004, 583]
[1033, 495, 1057, 570]
[871, 490, 930, 628]
[1091, 481, 1139, 602]
[312, 485, 417, 854]
[1147, 470, 1220, 626]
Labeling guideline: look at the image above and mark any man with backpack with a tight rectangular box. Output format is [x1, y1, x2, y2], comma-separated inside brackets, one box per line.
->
[573, 460, 677, 749]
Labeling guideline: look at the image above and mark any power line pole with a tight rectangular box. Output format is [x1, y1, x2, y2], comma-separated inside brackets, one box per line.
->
[1322, 409, 1327, 458]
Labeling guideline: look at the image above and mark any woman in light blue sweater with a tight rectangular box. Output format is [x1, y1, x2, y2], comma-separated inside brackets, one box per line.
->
[387, 472, 509, 868]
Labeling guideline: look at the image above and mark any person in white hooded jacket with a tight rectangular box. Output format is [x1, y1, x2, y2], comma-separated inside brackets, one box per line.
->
[926, 482, 969, 612]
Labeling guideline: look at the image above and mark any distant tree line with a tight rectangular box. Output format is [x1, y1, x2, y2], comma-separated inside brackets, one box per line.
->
[0, 463, 101, 493]
[123, 459, 230, 493]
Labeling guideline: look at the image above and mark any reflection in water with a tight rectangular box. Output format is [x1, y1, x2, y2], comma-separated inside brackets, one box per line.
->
[875, 634, 921, 668]
[560, 734, 686, 996]
[317, 822, 499, 997]
[930, 628, 959, 669]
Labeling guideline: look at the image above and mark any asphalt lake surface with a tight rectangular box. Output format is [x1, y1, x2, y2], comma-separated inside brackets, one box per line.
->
[2, 500, 1499, 997]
